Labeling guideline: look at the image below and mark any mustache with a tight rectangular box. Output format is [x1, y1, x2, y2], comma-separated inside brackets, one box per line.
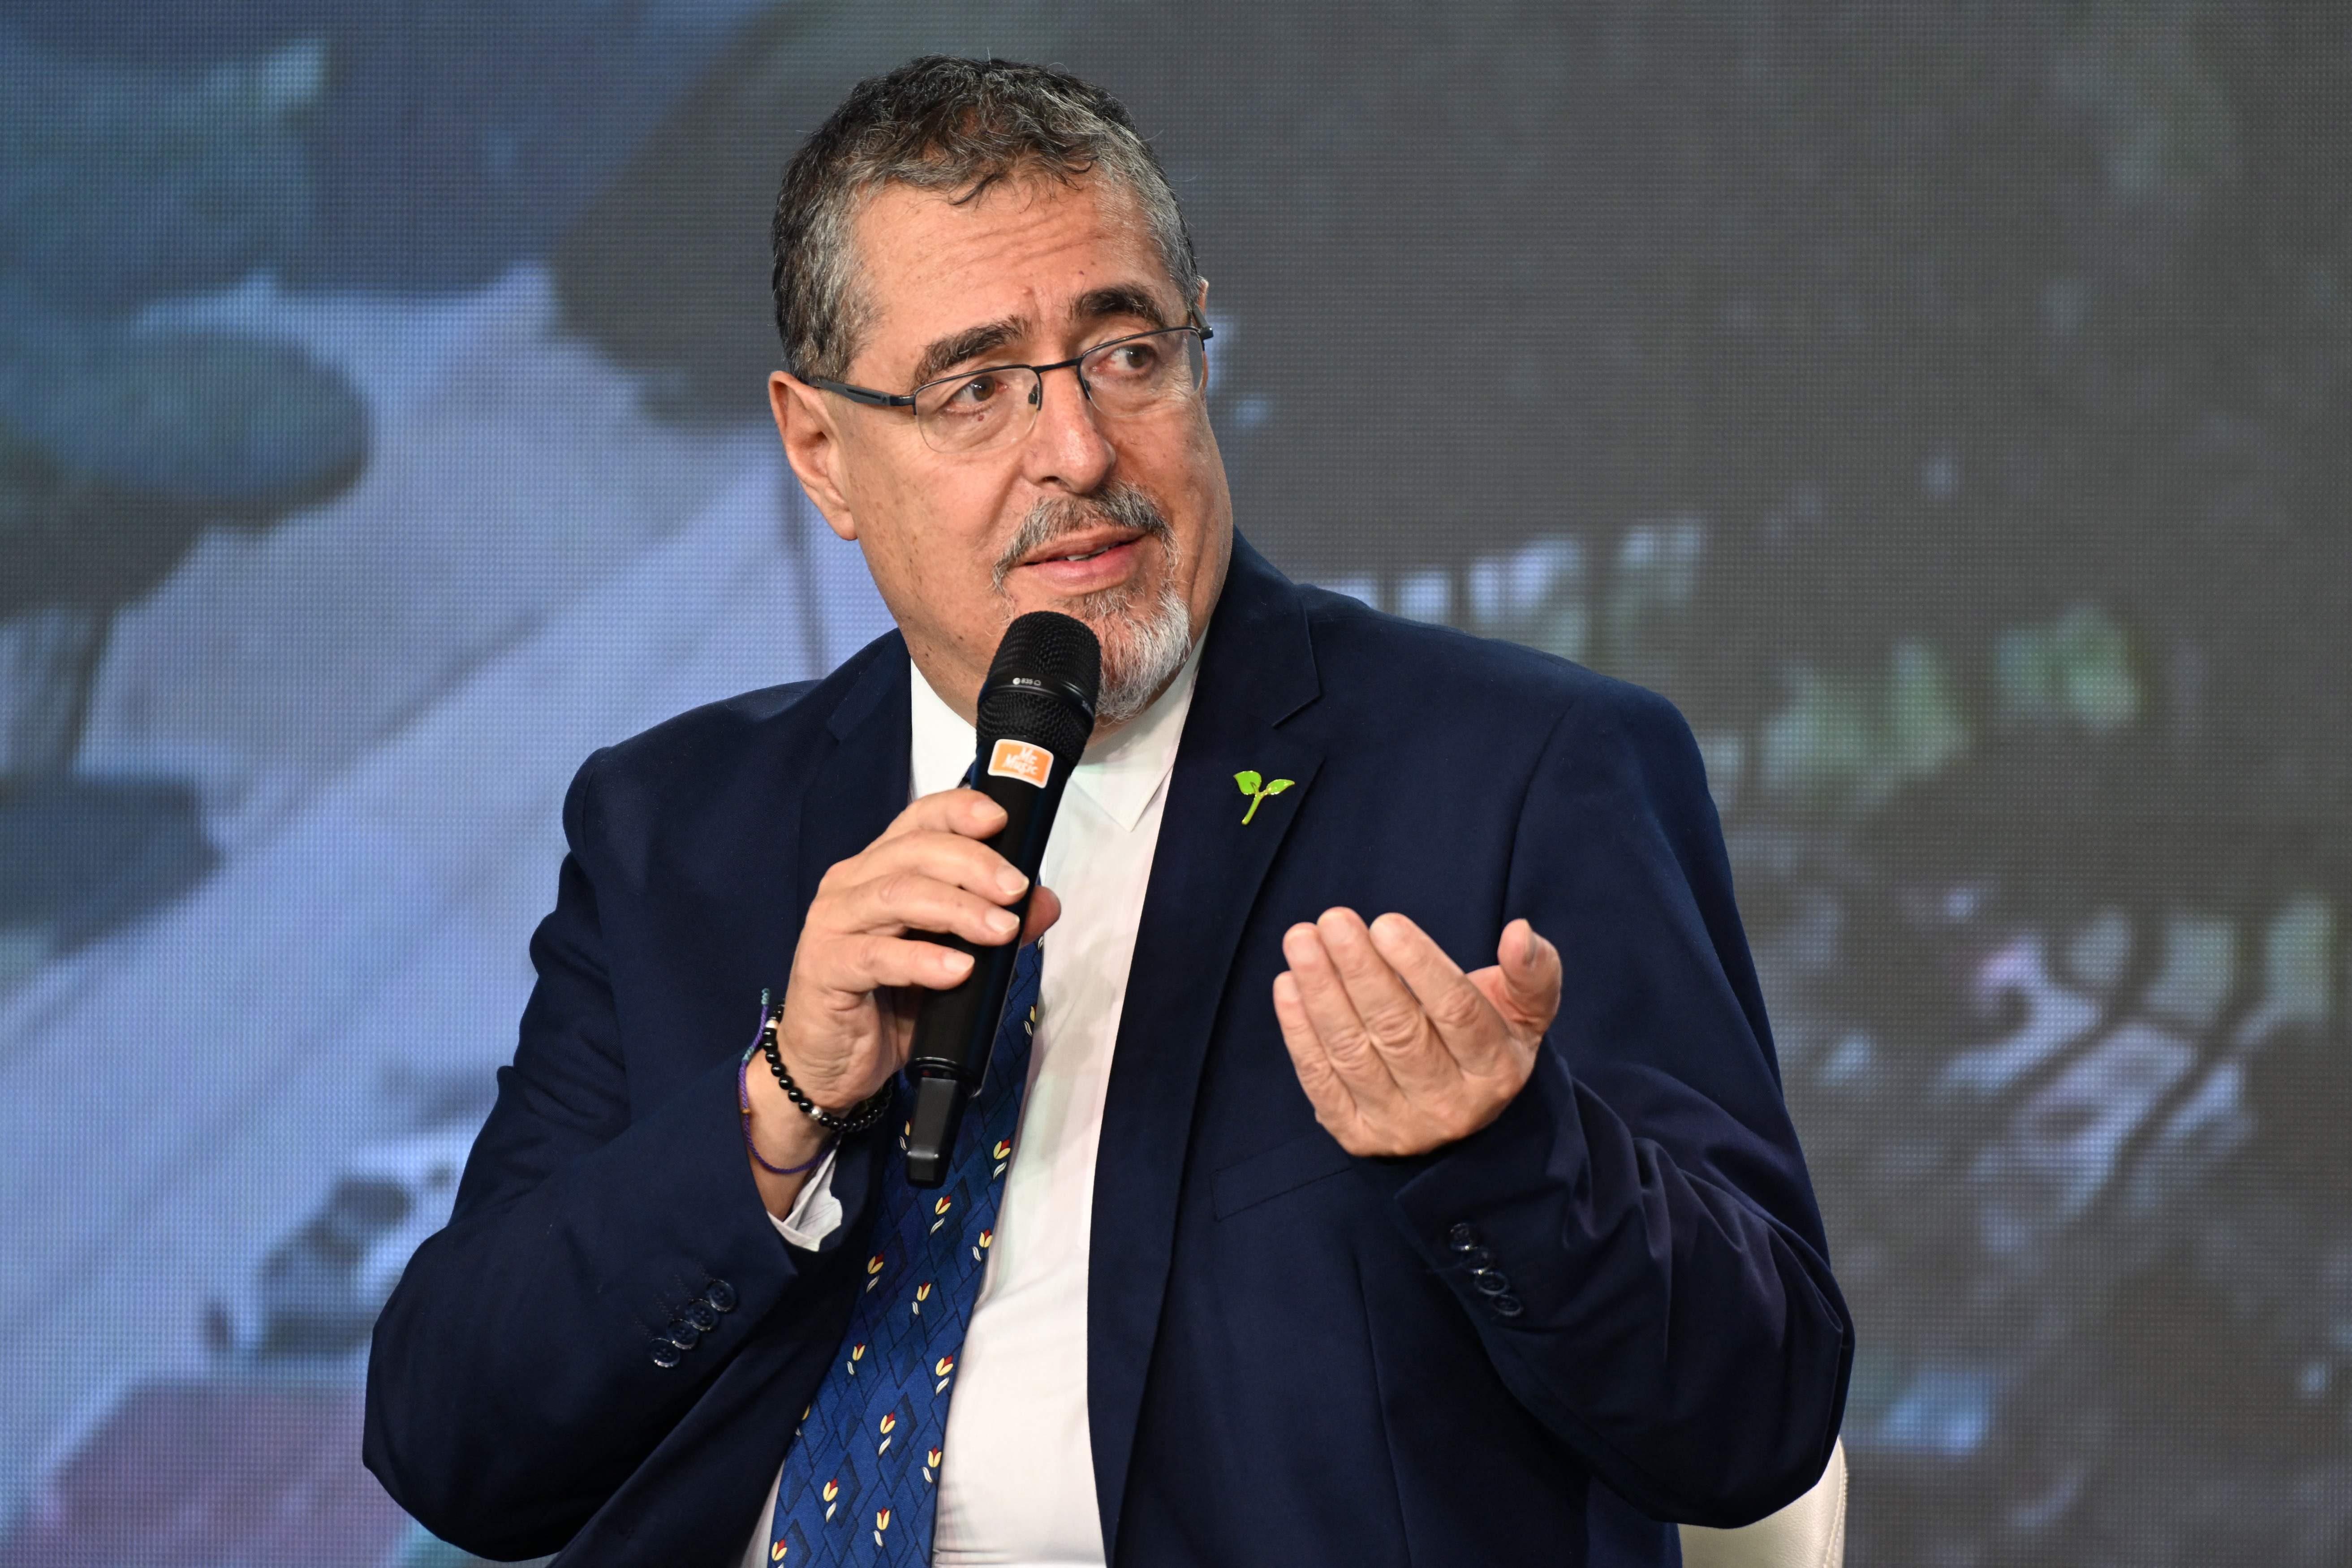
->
[990, 483, 1176, 593]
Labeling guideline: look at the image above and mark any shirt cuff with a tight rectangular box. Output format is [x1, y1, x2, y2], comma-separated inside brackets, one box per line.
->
[767, 1144, 844, 1250]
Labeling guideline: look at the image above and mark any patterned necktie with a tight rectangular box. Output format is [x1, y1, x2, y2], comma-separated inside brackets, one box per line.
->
[766, 937, 1041, 1564]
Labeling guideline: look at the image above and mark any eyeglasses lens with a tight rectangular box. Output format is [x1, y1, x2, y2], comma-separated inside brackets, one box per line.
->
[914, 329, 1205, 453]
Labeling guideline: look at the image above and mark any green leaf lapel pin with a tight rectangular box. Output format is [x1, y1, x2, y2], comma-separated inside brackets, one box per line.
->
[1234, 770, 1295, 824]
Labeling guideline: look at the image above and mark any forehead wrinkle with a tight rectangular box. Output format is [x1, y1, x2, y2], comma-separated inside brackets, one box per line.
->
[863, 175, 1178, 387]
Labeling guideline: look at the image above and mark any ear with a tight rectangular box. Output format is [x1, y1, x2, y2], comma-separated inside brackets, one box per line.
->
[770, 371, 860, 542]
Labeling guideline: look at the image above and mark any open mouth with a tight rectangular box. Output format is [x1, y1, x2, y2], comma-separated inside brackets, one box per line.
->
[1018, 529, 1146, 570]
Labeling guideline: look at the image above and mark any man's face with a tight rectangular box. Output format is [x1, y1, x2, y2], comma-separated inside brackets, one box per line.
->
[771, 172, 1233, 728]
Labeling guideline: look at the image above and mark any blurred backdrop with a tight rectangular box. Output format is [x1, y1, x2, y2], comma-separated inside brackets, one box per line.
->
[2, 4, 2348, 1564]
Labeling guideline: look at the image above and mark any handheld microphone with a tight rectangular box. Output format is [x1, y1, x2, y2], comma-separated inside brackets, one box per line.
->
[903, 611, 1100, 1188]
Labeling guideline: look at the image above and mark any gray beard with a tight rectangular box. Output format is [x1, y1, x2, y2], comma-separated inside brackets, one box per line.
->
[1071, 574, 1193, 727]
[993, 485, 1196, 727]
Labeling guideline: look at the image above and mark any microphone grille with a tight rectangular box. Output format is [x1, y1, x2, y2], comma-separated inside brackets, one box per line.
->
[984, 612, 1102, 712]
[978, 612, 1102, 761]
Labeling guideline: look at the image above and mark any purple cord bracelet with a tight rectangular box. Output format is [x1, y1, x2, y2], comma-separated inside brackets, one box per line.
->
[739, 1054, 836, 1177]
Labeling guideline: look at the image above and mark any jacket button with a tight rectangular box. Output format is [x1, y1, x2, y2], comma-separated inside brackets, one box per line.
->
[666, 1320, 702, 1351]
[1470, 1269, 1513, 1297]
[703, 1279, 738, 1313]
[682, 1300, 721, 1334]
[1489, 1293, 1525, 1319]
[1459, 1246, 1498, 1271]
[650, 1339, 684, 1369]
[1446, 1223, 1481, 1254]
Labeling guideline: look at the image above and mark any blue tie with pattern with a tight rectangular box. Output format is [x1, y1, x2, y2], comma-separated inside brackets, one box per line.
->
[766, 938, 1041, 1564]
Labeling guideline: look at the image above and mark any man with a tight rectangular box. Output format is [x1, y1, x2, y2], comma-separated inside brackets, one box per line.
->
[365, 56, 1851, 1567]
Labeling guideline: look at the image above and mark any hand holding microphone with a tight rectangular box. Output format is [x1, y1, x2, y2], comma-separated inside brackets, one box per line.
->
[745, 612, 1099, 1211]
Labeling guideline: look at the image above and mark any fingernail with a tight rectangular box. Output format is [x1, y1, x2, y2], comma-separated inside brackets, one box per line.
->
[996, 867, 1028, 897]
[987, 908, 1018, 937]
[945, 949, 974, 973]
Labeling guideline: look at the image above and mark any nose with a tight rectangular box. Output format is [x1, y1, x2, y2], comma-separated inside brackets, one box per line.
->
[1021, 362, 1116, 492]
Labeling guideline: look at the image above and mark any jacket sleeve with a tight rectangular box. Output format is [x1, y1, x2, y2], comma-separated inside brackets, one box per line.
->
[362, 747, 876, 1559]
[1388, 679, 1853, 1529]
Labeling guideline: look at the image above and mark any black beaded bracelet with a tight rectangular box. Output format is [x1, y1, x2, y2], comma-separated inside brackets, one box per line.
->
[757, 999, 893, 1135]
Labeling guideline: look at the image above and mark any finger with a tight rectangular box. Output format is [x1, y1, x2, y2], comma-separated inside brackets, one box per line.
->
[878, 786, 1009, 845]
[1272, 970, 1373, 1144]
[835, 870, 1024, 948]
[1315, 909, 1460, 1093]
[1366, 912, 1513, 1077]
[1019, 883, 1063, 946]
[1490, 918, 1564, 1034]
[839, 828, 1030, 907]
[1279, 921, 1401, 1098]
[826, 932, 976, 992]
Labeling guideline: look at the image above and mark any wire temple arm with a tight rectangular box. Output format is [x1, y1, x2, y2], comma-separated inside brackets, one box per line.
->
[798, 375, 915, 408]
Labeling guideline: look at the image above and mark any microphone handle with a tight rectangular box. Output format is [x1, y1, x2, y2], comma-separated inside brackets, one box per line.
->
[903, 753, 1075, 1187]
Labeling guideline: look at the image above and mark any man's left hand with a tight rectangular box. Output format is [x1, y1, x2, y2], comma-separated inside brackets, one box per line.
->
[1273, 910, 1561, 1157]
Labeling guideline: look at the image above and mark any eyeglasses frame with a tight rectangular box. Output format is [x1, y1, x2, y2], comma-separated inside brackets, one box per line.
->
[797, 314, 1214, 440]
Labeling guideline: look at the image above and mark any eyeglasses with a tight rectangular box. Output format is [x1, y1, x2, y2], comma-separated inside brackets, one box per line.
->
[801, 318, 1212, 455]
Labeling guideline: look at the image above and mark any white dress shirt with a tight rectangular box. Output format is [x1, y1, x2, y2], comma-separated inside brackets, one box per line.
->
[742, 639, 1201, 1568]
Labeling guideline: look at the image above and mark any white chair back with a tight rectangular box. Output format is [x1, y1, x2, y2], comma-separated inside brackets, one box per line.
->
[1676, 1439, 1847, 1568]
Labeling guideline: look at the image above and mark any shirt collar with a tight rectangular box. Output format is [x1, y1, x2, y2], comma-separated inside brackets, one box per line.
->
[909, 632, 1204, 834]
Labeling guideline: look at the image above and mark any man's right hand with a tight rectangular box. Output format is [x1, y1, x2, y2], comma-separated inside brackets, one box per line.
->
[743, 788, 1060, 1217]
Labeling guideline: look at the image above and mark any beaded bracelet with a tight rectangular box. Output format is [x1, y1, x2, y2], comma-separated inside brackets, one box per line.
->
[737, 1055, 835, 1177]
[756, 996, 893, 1136]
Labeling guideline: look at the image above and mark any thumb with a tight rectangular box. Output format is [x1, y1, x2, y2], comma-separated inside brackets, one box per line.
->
[1020, 883, 1064, 946]
[1490, 918, 1561, 1033]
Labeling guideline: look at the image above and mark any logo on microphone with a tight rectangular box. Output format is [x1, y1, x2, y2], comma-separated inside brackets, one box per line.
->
[986, 737, 1055, 788]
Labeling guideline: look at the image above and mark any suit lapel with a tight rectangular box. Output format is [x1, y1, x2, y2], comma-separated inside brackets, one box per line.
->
[796, 636, 912, 920]
[1088, 540, 1322, 1554]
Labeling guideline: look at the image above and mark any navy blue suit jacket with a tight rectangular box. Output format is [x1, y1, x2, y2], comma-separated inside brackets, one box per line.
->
[364, 538, 1852, 1566]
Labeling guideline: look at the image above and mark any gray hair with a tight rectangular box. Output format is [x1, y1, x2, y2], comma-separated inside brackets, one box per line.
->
[771, 56, 1202, 384]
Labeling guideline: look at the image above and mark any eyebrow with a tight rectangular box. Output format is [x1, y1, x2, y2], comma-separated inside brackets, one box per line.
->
[1073, 284, 1173, 331]
[905, 284, 1177, 388]
[909, 319, 1022, 389]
